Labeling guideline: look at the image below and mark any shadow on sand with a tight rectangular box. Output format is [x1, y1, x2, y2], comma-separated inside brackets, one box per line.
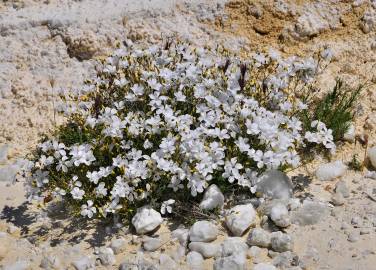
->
[0, 200, 124, 247]
[1, 202, 36, 234]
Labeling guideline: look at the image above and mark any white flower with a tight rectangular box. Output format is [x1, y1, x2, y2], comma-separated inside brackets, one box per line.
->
[174, 91, 186, 102]
[131, 84, 144, 96]
[103, 115, 126, 138]
[113, 155, 127, 167]
[159, 134, 176, 154]
[305, 121, 336, 152]
[96, 182, 108, 197]
[143, 139, 153, 149]
[222, 158, 243, 183]
[54, 187, 66, 196]
[279, 101, 292, 112]
[103, 65, 116, 74]
[111, 176, 135, 201]
[81, 200, 96, 218]
[119, 60, 129, 68]
[71, 187, 85, 200]
[187, 174, 206, 196]
[147, 78, 162, 91]
[114, 78, 129, 87]
[160, 199, 175, 215]
[87, 167, 112, 184]
[69, 144, 96, 166]
[38, 155, 54, 167]
[56, 155, 70, 172]
[297, 101, 308, 110]
[235, 137, 250, 153]
[86, 116, 97, 128]
[86, 171, 101, 184]
[52, 141, 66, 158]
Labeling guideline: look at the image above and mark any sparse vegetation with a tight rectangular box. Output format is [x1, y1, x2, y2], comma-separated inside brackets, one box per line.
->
[23, 42, 360, 222]
[300, 79, 362, 142]
[348, 154, 363, 171]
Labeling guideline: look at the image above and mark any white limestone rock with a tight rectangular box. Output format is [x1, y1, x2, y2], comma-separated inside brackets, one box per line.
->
[291, 3, 340, 39]
[213, 253, 247, 270]
[171, 227, 189, 247]
[270, 204, 291, 228]
[335, 180, 350, 198]
[110, 238, 127, 254]
[189, 221, 218, 242]
[343, 124, 355, 142]
[368, 146, 376, 168]
[331, 192, 345, 206]
[159, 254, 178, 270]
[199, 184, 224, 211]
[361, 8, 376, 33]
[0, 163, 20, 182]
[40, 256, 61, 269]
[142, 237, 162, 252]
[119, 259, 157, 270]
[189, 242, 220, 258]
[253, 263, 277, 270]
[315, 161, 347, 181]
[187, 251, 204, 270]
[365, 170, 376, 179]
[132, 206, 163, 234]
[270, 232, 293, 252]
[225, 203, 257, 236]
[97, 247, 116, 266]
[291, 200, 329, 225]
[171, 245, 186, 262]
[256, 170, 293, 199]
[72, 256, 95, 270]
[247, 228, 271, 248]
[272, 251, 296, 268]
[2, 261, 30, 270]
[247, 246, 269, 264]
[288, 198, 302, 211]
[219, 237, 248, 257]
[0, 144, 8, 163]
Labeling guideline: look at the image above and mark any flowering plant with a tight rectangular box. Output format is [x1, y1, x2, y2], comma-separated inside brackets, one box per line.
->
[23, 41, 354, 220]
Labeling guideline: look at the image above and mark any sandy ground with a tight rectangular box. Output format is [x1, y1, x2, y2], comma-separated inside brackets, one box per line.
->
[1, 0, 376, 269]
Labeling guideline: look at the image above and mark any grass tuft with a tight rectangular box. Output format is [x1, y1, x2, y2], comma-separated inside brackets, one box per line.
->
[300, 79, 362, 142]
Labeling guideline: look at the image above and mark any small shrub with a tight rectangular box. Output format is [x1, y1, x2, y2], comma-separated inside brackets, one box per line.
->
[23, 42, 358, 221]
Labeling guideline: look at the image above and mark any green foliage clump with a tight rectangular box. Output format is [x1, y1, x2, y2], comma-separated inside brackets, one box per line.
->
[300, 79, 362, 142]
[348, 154, 363, 171]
